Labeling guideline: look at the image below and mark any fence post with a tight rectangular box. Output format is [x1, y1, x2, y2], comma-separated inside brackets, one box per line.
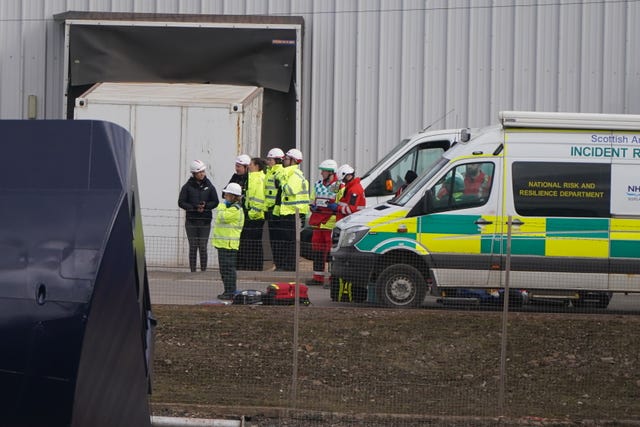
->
[498, 215, 513, 415]
[290, 207, 301, 408]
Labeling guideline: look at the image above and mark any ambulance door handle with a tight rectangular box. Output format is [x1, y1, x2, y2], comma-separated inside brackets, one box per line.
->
[475, 218, 493, 225]
[508, 219, 524, 226]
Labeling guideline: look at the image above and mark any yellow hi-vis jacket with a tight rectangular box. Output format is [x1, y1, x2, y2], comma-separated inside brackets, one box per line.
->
[264, 163, 283, 214]
[277, 164, 310, 216]
[212, 202, 245, 250]
[245, 171, 266, 220]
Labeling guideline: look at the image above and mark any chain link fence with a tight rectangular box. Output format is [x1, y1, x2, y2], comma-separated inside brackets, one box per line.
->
[147, 208, 640, 425]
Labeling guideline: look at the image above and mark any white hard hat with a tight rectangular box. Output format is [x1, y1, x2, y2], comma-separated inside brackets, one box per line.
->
[235, 154, 251, 166]
[337, 164, 355, 180]
[190, 160, 206, 173]
[285, 148, 303, 163]
[318, 159, 338, 172]
[223, 182, 243, 196]
[266, 148, 285, 159]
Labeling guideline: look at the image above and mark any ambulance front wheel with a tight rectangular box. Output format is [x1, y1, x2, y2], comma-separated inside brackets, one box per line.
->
[375, 264, 427, 308]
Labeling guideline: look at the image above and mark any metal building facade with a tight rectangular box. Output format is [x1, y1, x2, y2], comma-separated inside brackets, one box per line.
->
[1, 0, 639, 174]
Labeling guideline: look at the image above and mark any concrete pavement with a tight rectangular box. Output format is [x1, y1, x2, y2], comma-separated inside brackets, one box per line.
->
[148, 260, 640, 312]
[148, 259, 338, 306]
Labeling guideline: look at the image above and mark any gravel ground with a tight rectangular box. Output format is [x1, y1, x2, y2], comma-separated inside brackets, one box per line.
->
[150, 305, 640, 425]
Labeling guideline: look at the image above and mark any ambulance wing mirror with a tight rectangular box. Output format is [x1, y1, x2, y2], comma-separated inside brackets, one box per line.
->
[366, 170, 393, 197]
[385, 178, 394, 192]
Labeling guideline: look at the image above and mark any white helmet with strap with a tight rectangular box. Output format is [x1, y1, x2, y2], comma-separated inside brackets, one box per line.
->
[266, 148, 285, 159]
[190, 159, 206, 173]
[318, 159, 338, 172]
[235, 154, 251, 166]
[285, 148, 303, 163]
[337, 164, 355, 180]
[223, 182, 243, 196]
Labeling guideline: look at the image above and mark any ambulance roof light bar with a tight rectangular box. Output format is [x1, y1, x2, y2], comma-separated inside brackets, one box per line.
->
[499, 111, 640, 131]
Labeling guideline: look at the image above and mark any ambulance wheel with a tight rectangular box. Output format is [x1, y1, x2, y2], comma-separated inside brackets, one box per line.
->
[375, 264, 426, 308]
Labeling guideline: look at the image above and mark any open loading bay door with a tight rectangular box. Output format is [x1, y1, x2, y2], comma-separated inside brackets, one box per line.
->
[56, 12, 303, 268]
[56, 11, 303, 157]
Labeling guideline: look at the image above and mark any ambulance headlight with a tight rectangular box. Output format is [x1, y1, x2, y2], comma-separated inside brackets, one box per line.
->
[340, 225, 369, 248]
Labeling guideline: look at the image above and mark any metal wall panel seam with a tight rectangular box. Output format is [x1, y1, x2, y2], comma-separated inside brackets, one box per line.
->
[331, 0, 358, 171]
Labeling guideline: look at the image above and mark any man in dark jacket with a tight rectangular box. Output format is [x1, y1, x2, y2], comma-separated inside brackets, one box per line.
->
[178, 160, 219, 272]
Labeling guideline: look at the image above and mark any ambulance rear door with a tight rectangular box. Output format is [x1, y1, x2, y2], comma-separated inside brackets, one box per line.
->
[609, 136, 640, 293]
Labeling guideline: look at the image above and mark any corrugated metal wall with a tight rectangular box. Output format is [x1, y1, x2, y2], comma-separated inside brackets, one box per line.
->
[1, 0, 639, 174]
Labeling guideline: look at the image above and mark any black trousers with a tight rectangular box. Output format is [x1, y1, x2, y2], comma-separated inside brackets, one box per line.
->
[271, 213, 304, 271]
[237, 218, 265, 271]
[217, 248, 237, 295]
[185, 220, 211, 272]
[267, 213, 283, 269]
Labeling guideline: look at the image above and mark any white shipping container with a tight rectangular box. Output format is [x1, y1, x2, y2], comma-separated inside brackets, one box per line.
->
[74, 82, 263, 268]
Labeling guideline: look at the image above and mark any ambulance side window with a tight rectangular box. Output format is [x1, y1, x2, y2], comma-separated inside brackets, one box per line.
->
[429, 161, 494, 212]
[365, 142, 448, 197]
[512, 162, 610, 217]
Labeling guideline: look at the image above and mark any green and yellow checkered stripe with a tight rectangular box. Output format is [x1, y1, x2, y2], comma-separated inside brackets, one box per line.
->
[357, 212, 640, 259]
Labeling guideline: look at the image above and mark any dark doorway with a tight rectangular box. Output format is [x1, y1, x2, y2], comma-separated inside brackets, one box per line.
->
[56, 12, 303, 155]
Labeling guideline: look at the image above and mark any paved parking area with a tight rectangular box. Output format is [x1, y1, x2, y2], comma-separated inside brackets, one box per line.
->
[148, 259, 338, 307]
[148, 262, 640, 312]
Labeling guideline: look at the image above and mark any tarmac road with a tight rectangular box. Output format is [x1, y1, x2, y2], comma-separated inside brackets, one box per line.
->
[148, 259, 334, 306]
[148, 261, 640, 313]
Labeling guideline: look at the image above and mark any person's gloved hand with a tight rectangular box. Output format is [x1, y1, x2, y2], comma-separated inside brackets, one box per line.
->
[310, 204, 318, 212]
[327, 202, 338, 212]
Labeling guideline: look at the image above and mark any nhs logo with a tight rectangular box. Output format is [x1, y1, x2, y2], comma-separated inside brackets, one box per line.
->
[626, 185, 640, 199]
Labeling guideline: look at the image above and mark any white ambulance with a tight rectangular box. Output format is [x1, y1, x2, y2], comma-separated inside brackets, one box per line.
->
[359, 128, 458, 205]
[302, 126, 463, 260]
[330, 111, 640, 308]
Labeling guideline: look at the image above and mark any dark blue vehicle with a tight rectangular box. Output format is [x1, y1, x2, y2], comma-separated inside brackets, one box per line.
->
[437, 287, 528, 307]
[0, 120, 154, 427]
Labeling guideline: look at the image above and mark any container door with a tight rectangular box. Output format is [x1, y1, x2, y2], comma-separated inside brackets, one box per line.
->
[133, 105, 183, 267]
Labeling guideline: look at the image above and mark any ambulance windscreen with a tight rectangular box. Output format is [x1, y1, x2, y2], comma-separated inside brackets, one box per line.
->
[390, 157, 449, 205]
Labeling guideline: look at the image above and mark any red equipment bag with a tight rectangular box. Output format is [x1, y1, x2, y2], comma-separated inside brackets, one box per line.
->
[263, 282, 311, 306]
